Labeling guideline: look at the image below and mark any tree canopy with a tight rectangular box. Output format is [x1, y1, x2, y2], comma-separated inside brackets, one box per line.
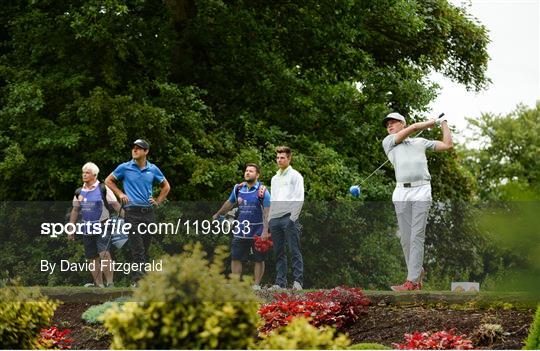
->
[0, 1, 497, 287]
[463, 103, 540, 200]
[0, 0, 490, 201]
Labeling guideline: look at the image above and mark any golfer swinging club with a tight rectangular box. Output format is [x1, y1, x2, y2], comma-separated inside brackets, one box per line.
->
[382, 112, 453, 291]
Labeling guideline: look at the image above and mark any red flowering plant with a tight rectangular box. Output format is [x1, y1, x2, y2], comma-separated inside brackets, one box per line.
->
[38, 326, 73, 350]
[258, 286, 370, 333]
[393, 330, 474, 350]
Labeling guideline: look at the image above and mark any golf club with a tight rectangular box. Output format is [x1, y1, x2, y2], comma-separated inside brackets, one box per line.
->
[350, 113, 446, 197]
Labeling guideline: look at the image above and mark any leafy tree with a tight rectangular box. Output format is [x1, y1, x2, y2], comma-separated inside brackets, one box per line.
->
[461, 103, 540, 292]
[0, 0, 493, 287]
[1, 0, 489, 201]
[463, 103, 540, 200]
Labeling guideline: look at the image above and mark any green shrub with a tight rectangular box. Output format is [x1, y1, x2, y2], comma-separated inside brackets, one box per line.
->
[0, 285, 58, 349]
[348, 343, 390, 350]
[257, 317, 351, 349]
[525, 305, 540, 350]
[103, 244, 260, 349]
[82, 297, 128, 325]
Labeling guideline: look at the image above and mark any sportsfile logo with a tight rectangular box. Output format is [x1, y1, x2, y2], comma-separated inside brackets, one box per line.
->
[41, 219, 130, 238]
[40, 219, 252, 238]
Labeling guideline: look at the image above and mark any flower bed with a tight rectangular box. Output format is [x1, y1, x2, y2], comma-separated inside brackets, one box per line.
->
[47, 298, 534, 349]
[38, 326, 73, 350]
[393, 329, 473, 350]
[258, 286, 371, 333]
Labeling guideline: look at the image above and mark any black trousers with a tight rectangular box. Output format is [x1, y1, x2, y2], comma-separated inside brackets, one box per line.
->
[125, 207, 155, 282]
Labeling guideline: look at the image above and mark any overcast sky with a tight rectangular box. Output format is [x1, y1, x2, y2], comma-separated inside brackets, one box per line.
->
[427, 0, 539, 141]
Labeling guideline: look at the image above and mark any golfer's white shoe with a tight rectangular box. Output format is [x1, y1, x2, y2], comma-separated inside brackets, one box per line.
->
[292, 281, 303, 291]
[252, 284, 262, 291]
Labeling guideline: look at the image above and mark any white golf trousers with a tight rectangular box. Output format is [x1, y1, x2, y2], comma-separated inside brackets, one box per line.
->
[392, 184, 432, 283]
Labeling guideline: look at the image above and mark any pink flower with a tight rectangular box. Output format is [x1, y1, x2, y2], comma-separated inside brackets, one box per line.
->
[393, 329, 474, 350]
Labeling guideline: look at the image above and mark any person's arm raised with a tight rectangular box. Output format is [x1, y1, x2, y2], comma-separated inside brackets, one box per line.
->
[434, 121, 453, 152]
[394, 119, 436, 144]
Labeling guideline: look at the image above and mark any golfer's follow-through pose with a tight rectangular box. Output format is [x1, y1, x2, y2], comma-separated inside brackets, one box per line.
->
[382, 112, 453, 291]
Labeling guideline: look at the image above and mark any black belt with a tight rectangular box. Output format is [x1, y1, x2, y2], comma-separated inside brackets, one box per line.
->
[396, 180, 430, 188]
[126, 206, 153, 213]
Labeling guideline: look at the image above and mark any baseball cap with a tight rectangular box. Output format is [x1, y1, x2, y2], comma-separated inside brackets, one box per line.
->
[133, 139, 150, 150]
[382, 112, 406, 127]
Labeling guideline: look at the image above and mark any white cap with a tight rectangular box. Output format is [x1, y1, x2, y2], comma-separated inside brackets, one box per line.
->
[382, 112, 406, 127]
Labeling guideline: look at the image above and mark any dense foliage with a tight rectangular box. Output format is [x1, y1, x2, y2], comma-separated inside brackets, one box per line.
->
[0, 285, 59, 349]
[257, 317, 351, 350]
[462, 104, 540, 292]
[525, 305, 540, 350]
[0, 0, 489, 201]
[0, 0, 501, 288]
[102, 244, 260, 349]
[258, 287, 370, 333]
[463, 103, 540, 200]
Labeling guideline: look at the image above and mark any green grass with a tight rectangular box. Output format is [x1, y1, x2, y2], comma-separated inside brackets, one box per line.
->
[349, 342, 391, 350]
[5, 286, 536, 309]
[38, 286, 133, 294]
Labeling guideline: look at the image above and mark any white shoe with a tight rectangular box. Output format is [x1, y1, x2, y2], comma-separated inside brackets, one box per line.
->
[268, 284, 283, 291]
[252, 284, 262, 291]
[292, 281, 303, 290]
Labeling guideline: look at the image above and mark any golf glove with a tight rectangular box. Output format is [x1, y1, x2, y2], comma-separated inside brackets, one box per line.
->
[435, 116, 448, 127]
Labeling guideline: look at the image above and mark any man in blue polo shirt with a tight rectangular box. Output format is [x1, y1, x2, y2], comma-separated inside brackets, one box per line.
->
[212, 163, 271, 290]
[105, 139, 171, 286]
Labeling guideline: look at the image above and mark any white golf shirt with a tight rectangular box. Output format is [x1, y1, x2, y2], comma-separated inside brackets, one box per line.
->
[382, 134, 434, 283]
[269, 166, 304, 221]
[382, 135, 437, 183]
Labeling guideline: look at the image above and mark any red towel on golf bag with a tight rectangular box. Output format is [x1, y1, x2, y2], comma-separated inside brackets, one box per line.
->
[254, 234, 273, 253]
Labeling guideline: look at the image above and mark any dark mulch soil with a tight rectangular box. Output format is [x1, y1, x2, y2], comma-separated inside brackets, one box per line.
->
[344, 305, 534, 349]
[52, 302, 111, 350]
[53, 303, 534, 350]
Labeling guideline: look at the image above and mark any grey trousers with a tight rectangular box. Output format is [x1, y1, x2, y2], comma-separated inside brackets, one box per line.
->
[392, 184, 432, 282]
